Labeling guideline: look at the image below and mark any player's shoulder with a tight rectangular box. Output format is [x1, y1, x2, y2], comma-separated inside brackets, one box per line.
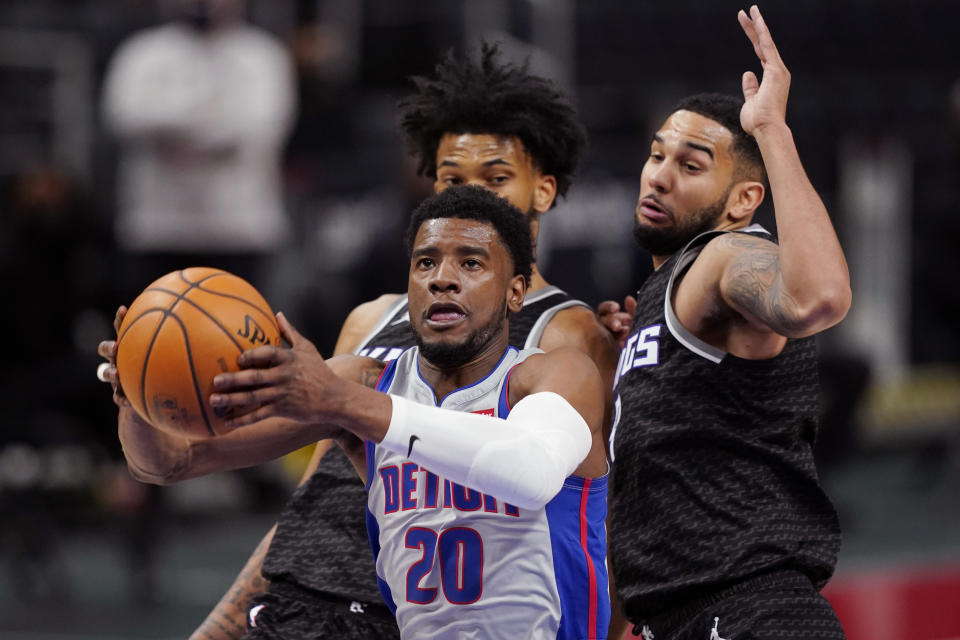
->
[700, 227, 776, 260]
[538, 302, 613, 355]
[513, 346, 600, 385]
[684, 228, 777, 282]
[333, 294, 405, 356]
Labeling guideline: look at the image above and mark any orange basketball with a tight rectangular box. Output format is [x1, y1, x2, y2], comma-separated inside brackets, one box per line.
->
[116, 267, 282, 438]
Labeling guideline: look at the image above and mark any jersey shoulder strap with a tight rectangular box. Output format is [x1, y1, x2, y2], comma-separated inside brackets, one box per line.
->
[664, 224, 772, 363]
[352, 294, 410, 355]
[516, 285, 592, 350]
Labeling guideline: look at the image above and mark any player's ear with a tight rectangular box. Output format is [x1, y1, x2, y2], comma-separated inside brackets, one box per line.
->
[725, 180, 765, 223]
[532, 174, 557, 214]
[507, 274, 526, 313]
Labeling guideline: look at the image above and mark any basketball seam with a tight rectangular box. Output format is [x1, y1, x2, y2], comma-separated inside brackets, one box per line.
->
[116, 308, 164, 421]
[195, 273, 277, 325]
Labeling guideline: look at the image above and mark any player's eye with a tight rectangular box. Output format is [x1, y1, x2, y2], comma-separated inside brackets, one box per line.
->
[416, 257, 435, 269]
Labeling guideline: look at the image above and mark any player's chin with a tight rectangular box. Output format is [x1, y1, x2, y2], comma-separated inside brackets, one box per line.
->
[417, 335, 475, 368]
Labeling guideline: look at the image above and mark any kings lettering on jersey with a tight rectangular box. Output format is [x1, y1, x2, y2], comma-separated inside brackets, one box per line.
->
[613, 324, 663, 389]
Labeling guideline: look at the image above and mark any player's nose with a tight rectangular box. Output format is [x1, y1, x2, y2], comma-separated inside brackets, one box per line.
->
[429, 258, 461, 292]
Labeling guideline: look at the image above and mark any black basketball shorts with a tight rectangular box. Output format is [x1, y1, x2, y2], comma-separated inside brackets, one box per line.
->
[243, 581, 400, 640]
[633, 570, 846, 640]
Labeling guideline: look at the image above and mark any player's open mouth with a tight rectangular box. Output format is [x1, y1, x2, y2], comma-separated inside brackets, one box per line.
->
[426, 302, 467, 327]
[637, 195, 672, 224]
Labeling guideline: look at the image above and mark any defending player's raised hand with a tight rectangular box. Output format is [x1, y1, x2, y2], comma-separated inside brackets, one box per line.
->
[210, 311, 341, 430]
[737, 5, 790, 136]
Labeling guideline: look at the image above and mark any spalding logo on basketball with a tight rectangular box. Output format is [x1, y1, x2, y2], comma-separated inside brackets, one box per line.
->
[116, 267, 282, 438]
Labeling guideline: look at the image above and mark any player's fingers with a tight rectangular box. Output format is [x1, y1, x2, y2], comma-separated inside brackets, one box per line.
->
[750, 5, 785, 67]
[596, 300, 622, 316]
[210, 384, 283, 412]
[113, 306, 128, 334]
[737, 9, 763, 61]
[221, 403, 277, 430]
[237, 345, 290, 368]
[277, 312, 318, 356]
[113, 388, 131, 407]
[742, 71, 759, 100]
[624, 295, 638, 316]
[98, 340, 118, 360]
[610, 313, 634, 335]
[276, 311, 298, 343]
[213, 366, 285, 391]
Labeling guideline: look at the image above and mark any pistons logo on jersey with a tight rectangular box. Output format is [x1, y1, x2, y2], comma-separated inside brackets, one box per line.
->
[613, 324, 662, 390]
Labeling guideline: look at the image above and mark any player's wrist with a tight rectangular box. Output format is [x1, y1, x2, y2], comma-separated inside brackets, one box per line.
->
[750, 120, 792, 148]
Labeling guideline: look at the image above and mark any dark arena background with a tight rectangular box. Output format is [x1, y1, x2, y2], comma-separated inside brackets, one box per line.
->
[1, 1, 959, 638]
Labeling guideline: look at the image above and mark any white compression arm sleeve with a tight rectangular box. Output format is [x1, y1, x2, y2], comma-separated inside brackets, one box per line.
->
[380, 392, 592, 510]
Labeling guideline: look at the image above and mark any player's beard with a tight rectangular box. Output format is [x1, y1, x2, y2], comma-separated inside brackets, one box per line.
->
[632, 188, 730, 257]
[416, 298, 508, 369]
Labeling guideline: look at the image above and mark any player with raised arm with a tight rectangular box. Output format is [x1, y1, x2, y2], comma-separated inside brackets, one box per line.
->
[601, 7, 851, 640]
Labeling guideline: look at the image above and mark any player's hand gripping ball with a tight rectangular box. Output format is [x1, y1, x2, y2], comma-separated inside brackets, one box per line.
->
[116, 267, 282, 438]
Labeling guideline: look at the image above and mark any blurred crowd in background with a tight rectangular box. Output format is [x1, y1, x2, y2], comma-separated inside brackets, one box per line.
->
[1, 0, 959, 638]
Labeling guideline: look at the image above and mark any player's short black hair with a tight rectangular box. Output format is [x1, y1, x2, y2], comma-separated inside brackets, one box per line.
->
[398, 42, 587, 205]
[674, 93, 767, 183]
[405, 185, 534, 285]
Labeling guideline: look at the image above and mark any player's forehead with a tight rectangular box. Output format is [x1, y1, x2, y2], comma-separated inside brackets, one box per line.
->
[412, 217, 505, 256]
[435, 133, 531, 168]
[655, 110, 734, 158]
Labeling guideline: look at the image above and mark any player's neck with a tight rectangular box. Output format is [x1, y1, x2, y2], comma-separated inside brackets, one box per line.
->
[418, 335, 512, 404]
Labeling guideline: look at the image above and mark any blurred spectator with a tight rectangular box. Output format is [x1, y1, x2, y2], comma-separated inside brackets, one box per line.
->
[101, 0, 297, 300]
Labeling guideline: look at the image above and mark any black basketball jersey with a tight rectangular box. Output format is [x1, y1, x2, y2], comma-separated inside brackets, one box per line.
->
[262, 286, 589, 602]
[608, 226, 841, 621]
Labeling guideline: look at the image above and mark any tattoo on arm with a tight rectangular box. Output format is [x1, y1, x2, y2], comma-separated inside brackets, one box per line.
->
[720, 235, 805, 334]
[191, 531, 273, 640]
[360, 361, 387, 389]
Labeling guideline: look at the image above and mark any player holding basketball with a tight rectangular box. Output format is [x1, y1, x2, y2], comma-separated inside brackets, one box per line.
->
[600, 7, 850, 639]
[224, 42, 619, 640]
[111, 185, 612, 639]
[98, 44, 618, 639]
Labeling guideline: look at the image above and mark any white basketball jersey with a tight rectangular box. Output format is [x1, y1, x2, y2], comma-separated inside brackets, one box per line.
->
[365, 346, 610, 639]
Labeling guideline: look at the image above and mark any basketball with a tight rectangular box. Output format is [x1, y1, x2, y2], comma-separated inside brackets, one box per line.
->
[115, 267, 283, 439]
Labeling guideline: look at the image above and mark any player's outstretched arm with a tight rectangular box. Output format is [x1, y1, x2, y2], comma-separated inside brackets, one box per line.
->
[213, 316, 604, 509]
[99, 307, 345, 484]
[715, 6, 850, 337]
